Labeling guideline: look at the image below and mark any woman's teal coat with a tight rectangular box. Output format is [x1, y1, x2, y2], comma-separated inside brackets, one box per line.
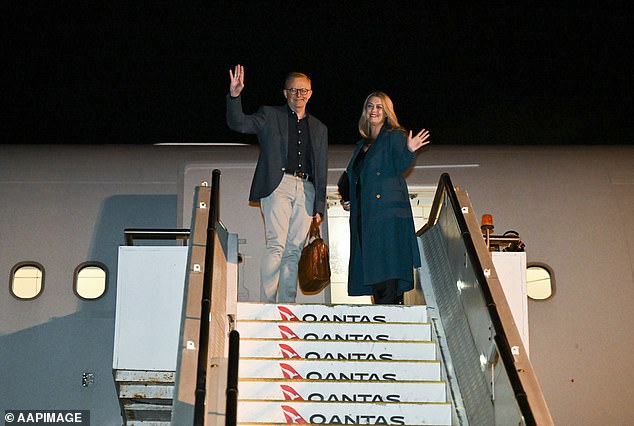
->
[345, 126, 421, 297]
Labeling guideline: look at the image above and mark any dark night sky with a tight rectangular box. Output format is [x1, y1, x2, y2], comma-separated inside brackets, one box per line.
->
[3, 3, 633, 145]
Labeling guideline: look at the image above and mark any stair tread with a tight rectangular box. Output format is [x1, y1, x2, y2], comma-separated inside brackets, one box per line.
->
[239, 339, 436, 361]
[237, 302, 428, 308]
[241, 337, 433, 341]
[239, 377, 444, 383]
[114, 369, 175, 383]
[118, 383, 173, 399]
[238, 357, 441, 381]
[237, 302, 428, 323]
[236, 321, 431, 341]
[158, 303, 449, 425]
[240, 357, 438, 361]
[237, 379, 447, 403]
[126, 423, 170, 426]
[236, 400, 451, 425]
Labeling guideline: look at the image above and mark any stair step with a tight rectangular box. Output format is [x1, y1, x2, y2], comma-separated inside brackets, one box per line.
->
[236, 320, 431, 341]
[236, 400, 452, 425]
[237, 379, 446, 402]
[232, 303, 451, 425]
[121, 402, 171, 422]
[118, 384, 173, 399]
[114, 369, 174, 424]
[238, 358, 441, 381]
[126, 422, 170, 426]
[237, 302, 427, 323]
[239, 339, 436, 360]
[114, 370, 175, 383]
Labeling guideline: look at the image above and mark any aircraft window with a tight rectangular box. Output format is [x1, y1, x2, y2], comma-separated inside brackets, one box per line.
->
[74, 263, 107, 299]
[10, 263, 44, 299]
[527, 264, 555, 300]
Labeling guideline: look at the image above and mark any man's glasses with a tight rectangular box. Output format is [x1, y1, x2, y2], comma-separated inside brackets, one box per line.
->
[286, 88, 311, 96]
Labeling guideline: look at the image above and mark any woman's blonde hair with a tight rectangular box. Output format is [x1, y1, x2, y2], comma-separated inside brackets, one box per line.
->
[358, 91, 406, 138]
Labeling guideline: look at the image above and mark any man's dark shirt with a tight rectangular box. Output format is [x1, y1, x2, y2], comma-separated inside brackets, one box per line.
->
[285, 107, 313, 176]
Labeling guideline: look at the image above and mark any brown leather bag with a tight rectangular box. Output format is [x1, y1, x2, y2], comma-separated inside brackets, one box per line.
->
[298, 219, 331, 295]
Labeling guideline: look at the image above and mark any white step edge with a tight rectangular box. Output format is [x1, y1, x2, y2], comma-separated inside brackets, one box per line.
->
[118, 383, 173, 399]
[236, 320, 431, 341]
[237, 302, 428, 323]
[238, 358, 441, 381]
[114, 369, 175, 382]
[236, 400, 452, 425]
[239, 339, 436, 361]
[237, 379, 446, 403]
[122, 403, 172, 411]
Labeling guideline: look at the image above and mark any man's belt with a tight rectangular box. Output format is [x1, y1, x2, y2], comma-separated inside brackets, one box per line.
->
[285, 170, 313, 182]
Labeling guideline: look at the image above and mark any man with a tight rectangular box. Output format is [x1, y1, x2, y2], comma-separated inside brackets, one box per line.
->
[226, 64, 328, 302]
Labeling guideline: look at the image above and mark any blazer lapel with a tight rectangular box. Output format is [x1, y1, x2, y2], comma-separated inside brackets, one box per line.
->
[308, 115, 321, 162]
[277, 106, 289, 159]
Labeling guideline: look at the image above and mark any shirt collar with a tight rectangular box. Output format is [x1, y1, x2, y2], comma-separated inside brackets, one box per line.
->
[287, 104, 309, 119]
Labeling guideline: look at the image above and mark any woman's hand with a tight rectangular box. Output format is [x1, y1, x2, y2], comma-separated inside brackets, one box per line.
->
[407, 128, 431, 152]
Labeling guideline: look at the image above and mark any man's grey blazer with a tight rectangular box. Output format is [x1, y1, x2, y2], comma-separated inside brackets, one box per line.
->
[226, 94, 328, 215]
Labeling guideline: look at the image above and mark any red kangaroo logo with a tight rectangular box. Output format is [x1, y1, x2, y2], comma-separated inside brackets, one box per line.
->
[281, 405, 308, 423]
[279, 363, 303, 379]
[280, 384, 304, 401]
[278, 306, 300, 321]
[278, 325, 301, 340]
[279, 343, 302, 359]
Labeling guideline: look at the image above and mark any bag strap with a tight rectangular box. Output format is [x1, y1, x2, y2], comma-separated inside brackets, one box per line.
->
[309, 218, 321, 239]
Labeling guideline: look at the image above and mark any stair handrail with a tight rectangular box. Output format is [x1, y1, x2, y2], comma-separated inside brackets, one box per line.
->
[193, 169, 221, 425]
[225, 329, 240, 426]
[418, 173, 553, 425]
[416, 173, 451, 237]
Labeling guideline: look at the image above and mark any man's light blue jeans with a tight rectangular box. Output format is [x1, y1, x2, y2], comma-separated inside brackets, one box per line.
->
[260, 174, 315, 302]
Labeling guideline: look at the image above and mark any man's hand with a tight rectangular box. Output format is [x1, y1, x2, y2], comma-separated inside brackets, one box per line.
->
[229, 64, 245, 97]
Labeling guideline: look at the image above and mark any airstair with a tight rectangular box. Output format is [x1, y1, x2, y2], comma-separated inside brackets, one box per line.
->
[113, 302, 453, 425]
[234, 302, 452, 425]
[114, 369, 174, 425]
[114, 172, 553, 425]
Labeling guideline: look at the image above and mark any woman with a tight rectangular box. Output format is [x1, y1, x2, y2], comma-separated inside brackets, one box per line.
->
[339, 91, 430, 304]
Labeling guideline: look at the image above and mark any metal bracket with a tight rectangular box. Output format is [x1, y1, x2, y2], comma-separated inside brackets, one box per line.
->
[82, 372, 95, 387]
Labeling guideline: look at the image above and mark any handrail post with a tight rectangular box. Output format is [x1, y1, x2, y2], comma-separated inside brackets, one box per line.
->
[225, 330, 240, 426]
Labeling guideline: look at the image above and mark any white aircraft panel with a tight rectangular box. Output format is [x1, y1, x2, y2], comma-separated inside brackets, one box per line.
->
[113, 246, 188, 370]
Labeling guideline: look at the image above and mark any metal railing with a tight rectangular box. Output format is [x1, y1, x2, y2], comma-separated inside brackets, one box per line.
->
[194, 169, 221, 425]
[417, 173, 553, 425]
[225, 330, 240, 426]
